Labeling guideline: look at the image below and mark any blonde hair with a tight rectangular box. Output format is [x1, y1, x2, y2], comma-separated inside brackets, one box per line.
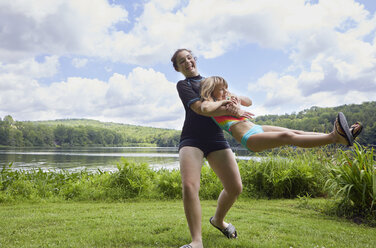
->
[200, 76, 228, 101]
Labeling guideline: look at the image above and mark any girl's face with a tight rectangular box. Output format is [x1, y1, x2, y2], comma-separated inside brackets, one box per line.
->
[212, 83, 228, 100]
[176, 50, 198, 78]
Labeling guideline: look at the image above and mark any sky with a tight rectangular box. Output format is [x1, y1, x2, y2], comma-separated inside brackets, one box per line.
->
[0, 0, 375, 130]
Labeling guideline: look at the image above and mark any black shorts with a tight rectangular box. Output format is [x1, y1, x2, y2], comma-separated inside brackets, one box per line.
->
[178, 139, 231, 158]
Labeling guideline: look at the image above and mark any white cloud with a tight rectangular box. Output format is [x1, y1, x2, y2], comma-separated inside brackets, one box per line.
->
[1, 0, 376, 125]
[103, 0, 375, 63]
[1, 0, 374, 65]
[0, 0, 128, 62]
[240, 0, 376, 114]
[248, 50, 376, 115]
[0, 56, 59, 78]
[0, 65, 184, 129]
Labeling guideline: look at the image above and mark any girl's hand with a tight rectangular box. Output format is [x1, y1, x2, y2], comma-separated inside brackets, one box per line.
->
[230, 95, 241, 106]
[225, 102, 239, 116]
[226, 104, 254, 118]
[239, 109, 255, 119]
[220, 99, 232, 106]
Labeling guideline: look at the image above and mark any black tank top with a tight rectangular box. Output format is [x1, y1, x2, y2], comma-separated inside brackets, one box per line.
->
[176, 75, 226, 142]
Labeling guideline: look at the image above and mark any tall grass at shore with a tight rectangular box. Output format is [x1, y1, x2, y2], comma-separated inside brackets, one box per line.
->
[0, 150, 328, 202]
[239, 148, 330, 199]
[1, 145, 375, 225]
[325, 144, 376, 220]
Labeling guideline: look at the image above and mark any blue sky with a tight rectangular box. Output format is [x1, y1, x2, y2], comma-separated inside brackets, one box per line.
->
[0, 0, 375, 130]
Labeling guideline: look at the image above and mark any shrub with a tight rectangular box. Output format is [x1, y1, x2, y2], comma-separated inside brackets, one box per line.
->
[0, 162, 16, 191]
[156, 169, 182, 199]
[59, 179, 83, 200]
[239, 149, 329, 198]
[110, 158, 155, 199]
[325, 144, 376, 217]
[155, 163, 223, 200]
[199, 164, 222, 200]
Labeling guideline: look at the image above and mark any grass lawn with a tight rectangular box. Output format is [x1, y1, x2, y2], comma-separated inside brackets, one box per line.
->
[0, 198, 375, 248]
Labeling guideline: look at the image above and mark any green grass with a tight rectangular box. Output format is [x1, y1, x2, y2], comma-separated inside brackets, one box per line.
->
[1, 199, 375, 248]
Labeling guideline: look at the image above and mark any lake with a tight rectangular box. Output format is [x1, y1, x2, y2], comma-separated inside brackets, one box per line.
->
[0, 147, 255, 172]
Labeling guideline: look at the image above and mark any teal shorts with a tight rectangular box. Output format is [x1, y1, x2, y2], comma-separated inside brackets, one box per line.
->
[241, 125, 264, 150]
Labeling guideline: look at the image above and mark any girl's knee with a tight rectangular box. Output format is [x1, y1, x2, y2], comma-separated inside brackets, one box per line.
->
[235, 183, 243, 196]
[279, 131, 296, 140]
[233, 183, 243, 197]
[182, 181, 200, 197]
[225, 182, 242, 197]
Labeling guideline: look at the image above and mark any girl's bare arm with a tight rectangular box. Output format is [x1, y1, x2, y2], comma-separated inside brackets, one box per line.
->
[191, 99, 254, 118]
[190, 100, 231, 117]
[239, 96, 252, 107]
[200, 99, 231, 113]
[230, 94, 252, 107]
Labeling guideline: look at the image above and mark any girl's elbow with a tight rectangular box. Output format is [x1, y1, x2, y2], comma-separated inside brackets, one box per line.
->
[244, 99, 252, 106]
[201, 106, 210, 113]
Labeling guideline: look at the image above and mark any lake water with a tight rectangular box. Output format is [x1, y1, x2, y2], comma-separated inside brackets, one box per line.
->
[0, 147, 255, 172]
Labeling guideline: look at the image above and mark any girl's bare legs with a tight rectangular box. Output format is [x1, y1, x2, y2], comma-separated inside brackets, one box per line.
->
[179, 147, 204, 248]
[262, 125, 325, 135]
[206, 148, 242, 234]
[247, 125, 344, 152]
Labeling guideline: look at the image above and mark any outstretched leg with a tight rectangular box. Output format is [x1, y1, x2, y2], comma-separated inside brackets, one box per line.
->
[247, 124, 348, 152]
[262, 125, 325, 135]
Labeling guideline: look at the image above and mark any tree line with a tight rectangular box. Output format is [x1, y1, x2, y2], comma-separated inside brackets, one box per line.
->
[0, 101, 374, 147]
[0, 117, 181, 147]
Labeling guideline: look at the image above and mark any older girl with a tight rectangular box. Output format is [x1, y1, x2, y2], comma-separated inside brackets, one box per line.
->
[172, 50, 250, 248]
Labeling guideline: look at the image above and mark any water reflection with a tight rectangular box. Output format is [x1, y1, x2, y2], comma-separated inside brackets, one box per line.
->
[0, 147, 255, 172]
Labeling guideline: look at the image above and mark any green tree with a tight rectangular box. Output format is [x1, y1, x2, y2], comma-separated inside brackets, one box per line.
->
[3, 115, 14, 125]
[54, 125, 68, 146]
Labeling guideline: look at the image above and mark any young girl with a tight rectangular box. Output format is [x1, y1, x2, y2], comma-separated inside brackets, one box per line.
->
[200, 76, 363, 152]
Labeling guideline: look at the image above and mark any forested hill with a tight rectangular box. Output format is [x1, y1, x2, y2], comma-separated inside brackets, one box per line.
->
[0, 101, 375, 147]
[0, 118, 181, 147]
